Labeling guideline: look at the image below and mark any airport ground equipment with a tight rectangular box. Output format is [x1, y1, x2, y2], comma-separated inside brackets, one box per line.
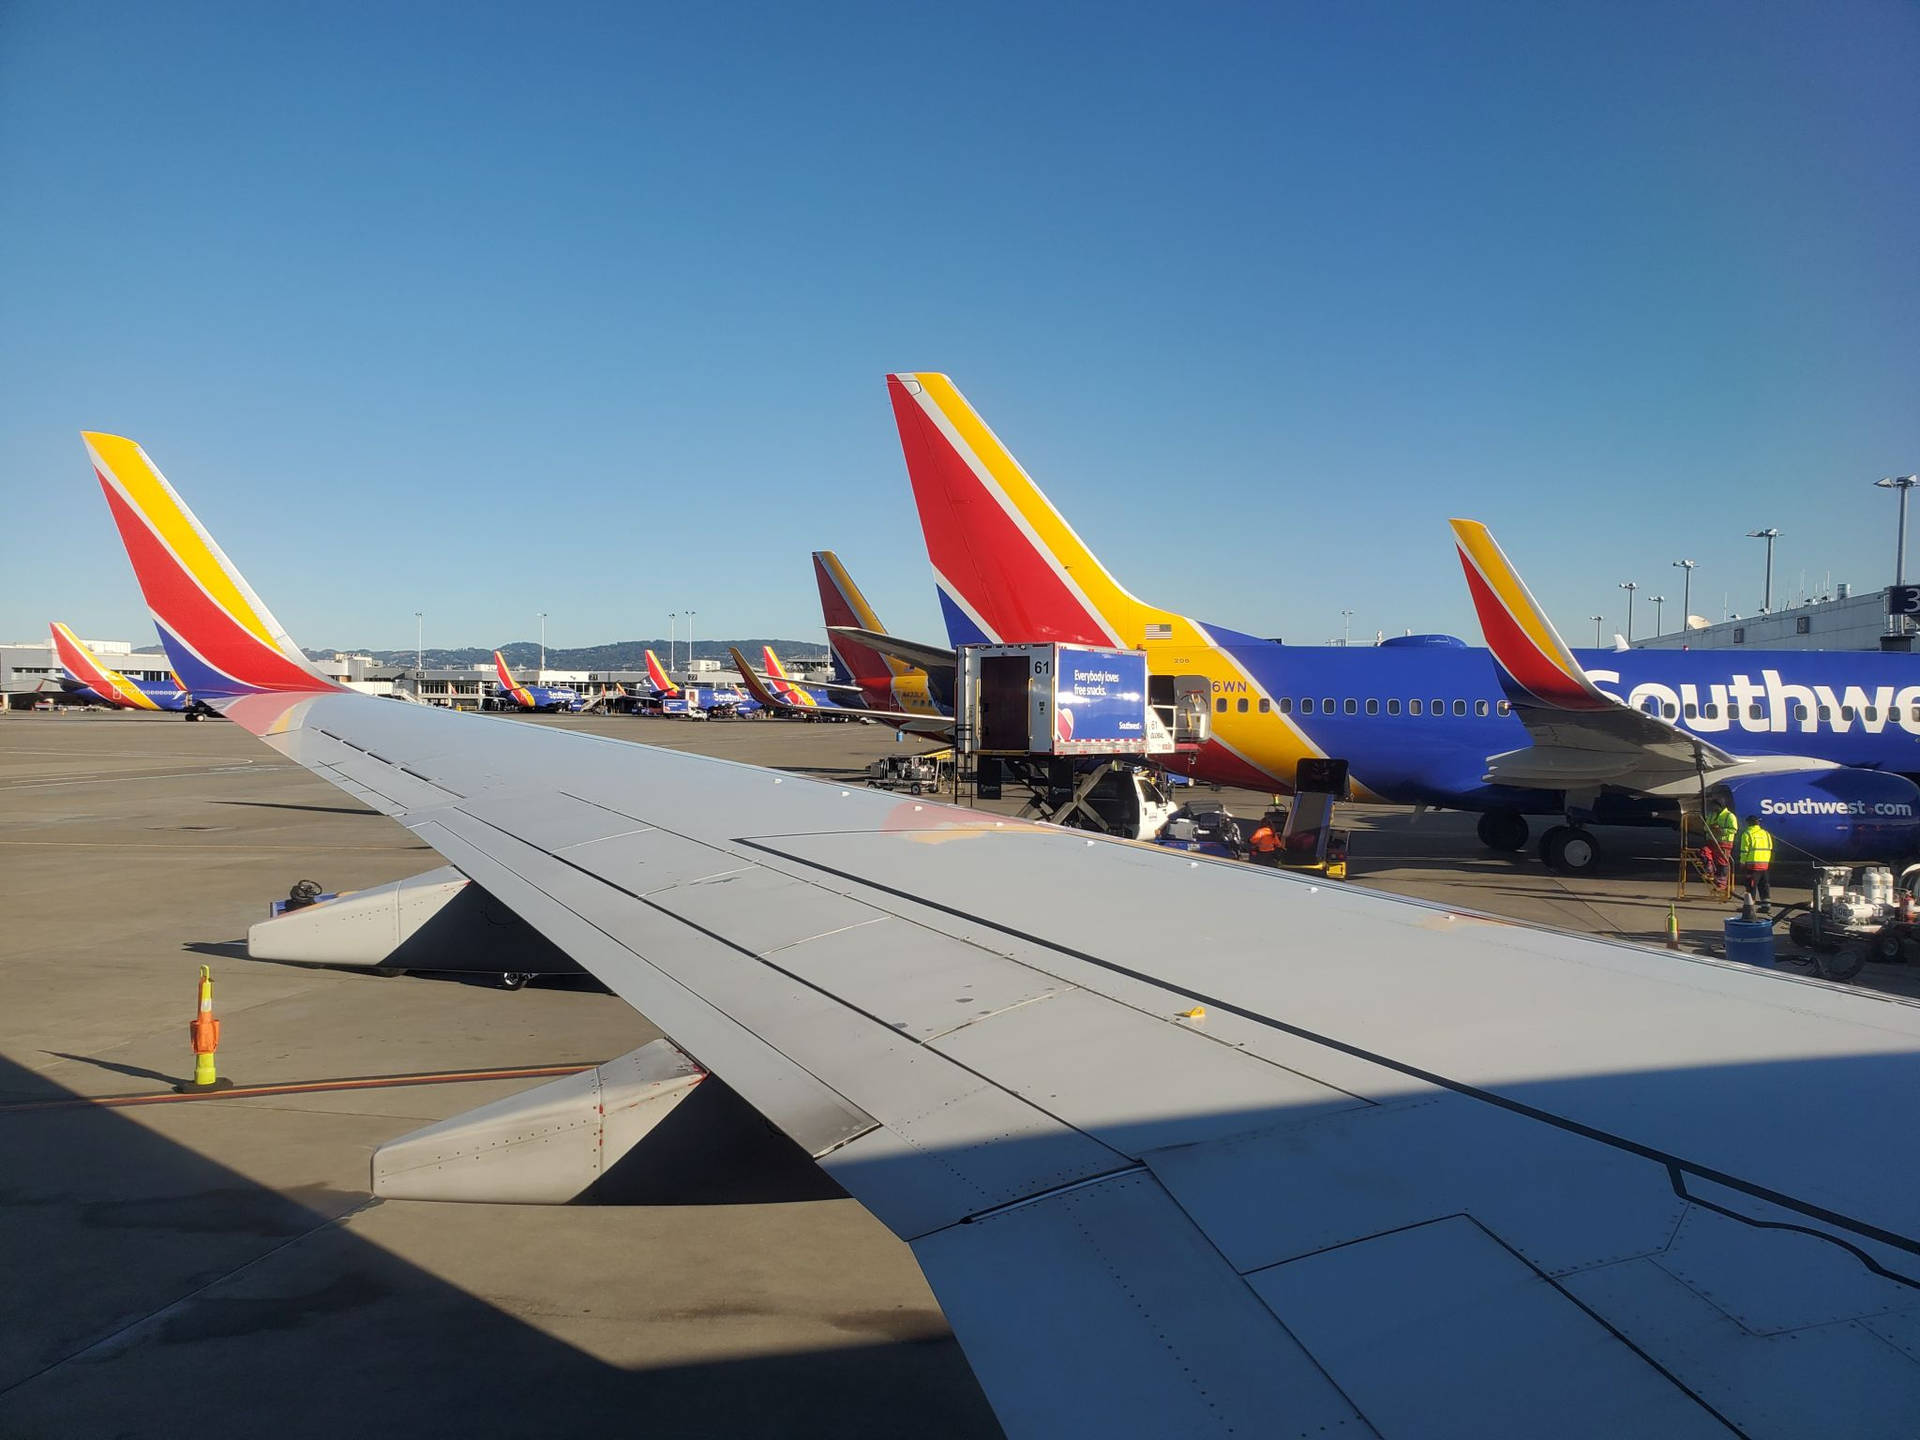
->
[865, 749, 954, 795]
[1153, 803, 1247, 861]
[1784, 864, 1920, 978]
[250, 867, 583, 988]
[372, 1039, 705, 1203]
[1275, 759, 1352, 881]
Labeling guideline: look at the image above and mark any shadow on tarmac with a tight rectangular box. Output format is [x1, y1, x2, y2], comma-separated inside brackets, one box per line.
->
[0, 1050, 1002, 1439]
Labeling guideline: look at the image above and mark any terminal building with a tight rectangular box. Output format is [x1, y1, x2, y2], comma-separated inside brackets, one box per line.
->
[1, 640, 397, 706]
[1632, 586, 1906, 653]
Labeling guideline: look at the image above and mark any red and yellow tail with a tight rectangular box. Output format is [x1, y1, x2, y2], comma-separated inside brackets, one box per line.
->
[812, 551, 904, 685]
[493, 650, 535, 707]
[83, 433, 336, 698]
[760, 646, 812, 706]
[50, 622, 160, 710]
[887, 374, 1193, 649]
[644, 649, 679, 695]
[1451, 519, 1610, 711]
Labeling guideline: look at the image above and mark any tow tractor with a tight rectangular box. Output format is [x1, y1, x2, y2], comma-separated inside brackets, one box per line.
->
[866, 748, 954, 796]
[1784, 864, 1920, 979]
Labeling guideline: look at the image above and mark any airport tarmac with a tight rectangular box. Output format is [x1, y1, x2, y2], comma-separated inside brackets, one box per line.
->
[2, 708, 1911, 1438]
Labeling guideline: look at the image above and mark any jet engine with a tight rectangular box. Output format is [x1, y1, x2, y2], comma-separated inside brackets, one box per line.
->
[1714, 768, 1920, 862]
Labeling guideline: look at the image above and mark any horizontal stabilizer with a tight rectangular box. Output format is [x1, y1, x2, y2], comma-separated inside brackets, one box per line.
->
[372, 1039, 704, 1203]
[828, 626, 954, 675]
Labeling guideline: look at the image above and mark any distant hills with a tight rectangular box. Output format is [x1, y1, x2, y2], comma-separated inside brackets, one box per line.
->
[301, 640, 831, 670]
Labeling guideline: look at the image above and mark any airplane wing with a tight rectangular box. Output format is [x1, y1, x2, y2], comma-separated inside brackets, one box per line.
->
[827, 625, 955, 676]
[1450, 520, 1772, 796]
[87, 432, 1920, 1437]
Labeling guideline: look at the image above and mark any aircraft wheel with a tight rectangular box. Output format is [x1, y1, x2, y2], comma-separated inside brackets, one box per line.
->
[1537, 825, 1569, 864]
[499, 972, 532, 991]
[1476, 809, 1528, 852]
[1543, 826, 1601, 875]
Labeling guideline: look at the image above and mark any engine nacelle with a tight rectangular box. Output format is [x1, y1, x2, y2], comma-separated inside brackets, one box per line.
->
[1716, 769, 1920, 862]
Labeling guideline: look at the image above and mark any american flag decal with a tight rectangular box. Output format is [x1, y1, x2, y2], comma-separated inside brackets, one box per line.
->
[1144, 623, 1173, 640]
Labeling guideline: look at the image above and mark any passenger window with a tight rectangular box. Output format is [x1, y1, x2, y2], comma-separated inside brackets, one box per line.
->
[1451, 700, 1466, 716]
[1344, 699, 1357, 715]
[1818, 706, 1831, 721]
[1410, 699, 1423, 716]
[1323, 697, 1334, 713]
[1300, 697, 1314, 714]
[1497, 700, 1511, 716]
[1237, 697, 1249, 713]
[1704, 703, 1719, 719]
[1474, 700, 1488, 717]
[1684, 703, 1697, 719]
[1215, 697, 1227, 713]
[1792, 704, 1807, 721]
[1841, 706, 1856, 721]
[1278, 697, 1292, 714]
[1663, 703, 1676, 719]
[1258, 698, 1270, 713]
[1431, 698, 1443, 714]
[1366, 699, 1379, 716]
[1386, 699, 1401, 716]
[1866, 707, 1878, 721]
[1748, 704, 1764, 720]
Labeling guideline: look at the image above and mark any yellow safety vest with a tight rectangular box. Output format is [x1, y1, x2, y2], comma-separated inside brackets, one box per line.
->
[1707, 808, 1736, 845]
[1736, 825, 1773, 865]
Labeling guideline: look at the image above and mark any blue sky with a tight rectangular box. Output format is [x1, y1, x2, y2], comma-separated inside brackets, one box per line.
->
[3, 1, 1914, 654]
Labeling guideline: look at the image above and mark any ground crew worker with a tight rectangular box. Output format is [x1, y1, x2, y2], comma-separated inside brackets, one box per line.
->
[1736, 813, 1774, 914]
[1703, 798, 1736, 890]
[1247, 808, 1285, 865]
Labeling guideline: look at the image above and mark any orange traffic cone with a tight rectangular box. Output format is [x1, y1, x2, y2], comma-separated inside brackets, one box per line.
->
[176, 964, 232, 1092]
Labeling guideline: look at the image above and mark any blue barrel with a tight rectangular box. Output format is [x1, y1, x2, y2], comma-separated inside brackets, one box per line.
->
[1722, 918, 1775, 968]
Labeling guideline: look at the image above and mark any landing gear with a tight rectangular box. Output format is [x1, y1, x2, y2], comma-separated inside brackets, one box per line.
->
[499, 972, 532, 991]
[1476, 809, 1528, 852]
[1540, 825, 1602, 875]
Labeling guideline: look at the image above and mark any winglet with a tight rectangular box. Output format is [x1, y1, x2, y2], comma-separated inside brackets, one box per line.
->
[729, 647, 783, 708]
[50, 621, 160, 710]
[83, 433, 336, 697]
[1451, 519, 1610, 711]
[644, 649, 679, 695]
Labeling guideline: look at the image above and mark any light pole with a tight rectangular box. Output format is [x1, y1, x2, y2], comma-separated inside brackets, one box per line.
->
[1879, 476, 1918, 634]
[688, 610, 696, 678]
[1746, 529, 1781, 613]
[1648, 595, 1665, 635]
[1591, 615, 1606, 647]
[668, 613, 678, 672]
[414, 611, 423, 674]
[1671, 559, 1695, 634]
[1618, 581, 1638, 643]
[1340, 609, 1353, 646]
[537, 612, 548, 676]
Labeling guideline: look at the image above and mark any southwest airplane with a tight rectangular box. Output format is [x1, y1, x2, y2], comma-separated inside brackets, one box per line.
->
[77, 427, 1920, 1438]
[48, 621, 199, 713]
[729, 643, 945, 730]
[811, 550, 952, 733]
[887, 372, 1920, 869]
[491, 650, 578, 712]
[641, 648, 755, 716]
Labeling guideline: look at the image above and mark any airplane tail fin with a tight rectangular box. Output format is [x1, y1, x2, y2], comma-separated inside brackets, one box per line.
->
[886, 373, 1185, 648]
[644, 649, 679, 695]
[83, 433, 336, 697]
[50, 621, 159, 709]
[1450, 519, 1610, 711]
[762, 645, 788, 680]
[493, 651, 516, 689]
[813, 551, 909, 685]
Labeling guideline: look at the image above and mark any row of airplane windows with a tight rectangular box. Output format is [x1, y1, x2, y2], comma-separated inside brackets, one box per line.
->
[1638, 697, 1907, 724]
[1214, 695, 1514, 718]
